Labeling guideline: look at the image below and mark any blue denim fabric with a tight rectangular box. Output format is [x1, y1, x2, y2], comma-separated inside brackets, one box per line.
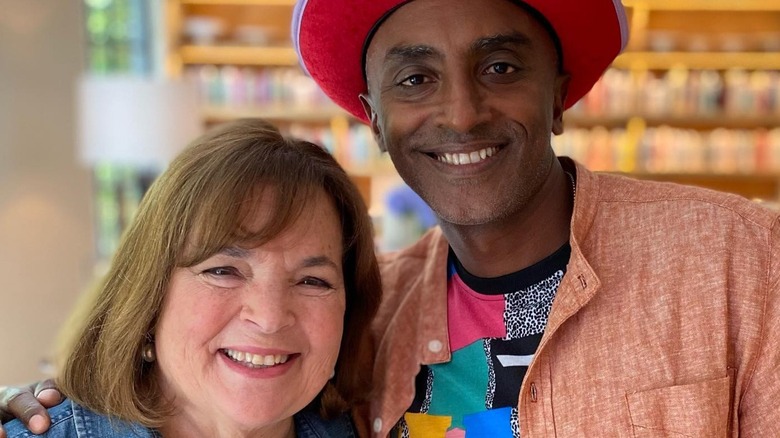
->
[3, 399, 154, 438]
[294, 407, 356, 438]
[4, 399, 355, 438]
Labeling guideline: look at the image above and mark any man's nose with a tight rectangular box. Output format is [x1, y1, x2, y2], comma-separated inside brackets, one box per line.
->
[437, 77, 491, 134]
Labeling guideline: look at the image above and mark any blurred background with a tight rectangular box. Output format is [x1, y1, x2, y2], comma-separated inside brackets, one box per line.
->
[1, 0, 779, 384]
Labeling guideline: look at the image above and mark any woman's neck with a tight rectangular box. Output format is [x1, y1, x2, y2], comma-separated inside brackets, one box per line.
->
[158, 412, 296, 438]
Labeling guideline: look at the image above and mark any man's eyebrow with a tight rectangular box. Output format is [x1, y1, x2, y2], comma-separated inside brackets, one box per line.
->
[385, 44, 442, 63]
[382, 33, 532, 64]
[471, 32, 533, 53]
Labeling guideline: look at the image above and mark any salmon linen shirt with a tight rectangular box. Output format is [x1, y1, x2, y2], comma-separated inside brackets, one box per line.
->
[354, 158, 780, 437]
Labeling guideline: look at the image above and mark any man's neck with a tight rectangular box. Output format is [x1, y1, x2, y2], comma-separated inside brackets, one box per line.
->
[440, 161, 573, 278]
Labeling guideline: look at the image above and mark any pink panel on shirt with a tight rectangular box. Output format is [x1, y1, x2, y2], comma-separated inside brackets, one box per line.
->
[445, 428, 466, 438]
[447, 273, 507, 351]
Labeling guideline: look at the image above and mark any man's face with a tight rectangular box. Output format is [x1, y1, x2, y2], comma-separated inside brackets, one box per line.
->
[361, 0, 569, 226]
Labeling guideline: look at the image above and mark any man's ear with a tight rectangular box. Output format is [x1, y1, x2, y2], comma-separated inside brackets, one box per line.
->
[552, 73, 571, 136]
[359, 92, 386, 152]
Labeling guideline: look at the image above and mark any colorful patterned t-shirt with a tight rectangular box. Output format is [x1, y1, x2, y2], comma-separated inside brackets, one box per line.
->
[396, 243, 571, 438]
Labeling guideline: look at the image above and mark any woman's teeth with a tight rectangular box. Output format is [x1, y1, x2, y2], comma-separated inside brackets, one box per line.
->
[223, 349, 289, 368]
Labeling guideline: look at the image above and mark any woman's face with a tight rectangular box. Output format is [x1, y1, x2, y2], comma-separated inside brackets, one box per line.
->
[154, 189, 346, 436]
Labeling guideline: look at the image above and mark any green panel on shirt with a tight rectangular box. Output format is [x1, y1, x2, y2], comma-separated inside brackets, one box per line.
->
[428, 340, 488, 429]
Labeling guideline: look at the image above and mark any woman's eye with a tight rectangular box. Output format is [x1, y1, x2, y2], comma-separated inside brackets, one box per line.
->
[204, 266, 239, 277]
[198, 266, 244, 288]
[484, 62, 516, 75]
[299, 276, 334, 289]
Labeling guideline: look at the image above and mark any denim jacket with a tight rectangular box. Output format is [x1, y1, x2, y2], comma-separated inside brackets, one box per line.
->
[4, 398, 356, 438]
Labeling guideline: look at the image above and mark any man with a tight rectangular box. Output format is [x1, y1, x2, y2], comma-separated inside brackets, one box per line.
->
[2, 0, 779, 436]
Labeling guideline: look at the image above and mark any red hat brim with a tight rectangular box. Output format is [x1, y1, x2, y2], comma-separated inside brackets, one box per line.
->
[293, 0, 628, 123]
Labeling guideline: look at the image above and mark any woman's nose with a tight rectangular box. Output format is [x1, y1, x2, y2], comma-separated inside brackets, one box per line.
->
[239, 285, 295, 334]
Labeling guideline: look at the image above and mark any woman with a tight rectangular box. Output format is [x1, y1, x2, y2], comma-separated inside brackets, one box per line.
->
[2, 119, 381, 437]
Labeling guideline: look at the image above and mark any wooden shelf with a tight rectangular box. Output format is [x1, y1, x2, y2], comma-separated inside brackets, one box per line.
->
[179, 0, 295, 5]
[203, 104, 348, 123]
[613, 52, 780, 71]
[566, 113, 780, 130]
[613, 171, 780, 201]
[623, 0, 780, 12]
[180, 45, 298, 66]
[346, 160, 399, 178]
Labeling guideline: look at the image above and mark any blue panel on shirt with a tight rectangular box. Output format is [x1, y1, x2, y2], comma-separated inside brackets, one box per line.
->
[463, 407, 514, 438]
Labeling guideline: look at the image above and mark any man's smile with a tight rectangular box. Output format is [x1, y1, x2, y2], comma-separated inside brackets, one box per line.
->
[433, 146, 500, 165]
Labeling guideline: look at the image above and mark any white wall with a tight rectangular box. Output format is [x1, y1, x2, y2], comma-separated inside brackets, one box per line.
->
[0, 0, 95, 384]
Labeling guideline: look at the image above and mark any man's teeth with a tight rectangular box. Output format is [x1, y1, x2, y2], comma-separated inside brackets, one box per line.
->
[437, 147, 498, 165]
[223, 349, 289, 367]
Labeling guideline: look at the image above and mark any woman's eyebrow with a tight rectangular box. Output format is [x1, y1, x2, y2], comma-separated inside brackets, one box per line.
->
[218, 246, 251, 259]
[300, 255, 340, 270]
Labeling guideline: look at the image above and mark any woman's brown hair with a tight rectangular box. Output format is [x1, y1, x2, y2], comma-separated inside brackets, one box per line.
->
[57, 118, 381, 426]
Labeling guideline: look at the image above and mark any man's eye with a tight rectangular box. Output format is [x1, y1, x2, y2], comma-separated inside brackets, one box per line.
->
[484, 62, 516, 75]
[398, 74, 429, 86]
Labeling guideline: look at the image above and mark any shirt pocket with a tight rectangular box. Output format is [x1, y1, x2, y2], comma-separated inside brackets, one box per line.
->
[626, 374, 730, 438]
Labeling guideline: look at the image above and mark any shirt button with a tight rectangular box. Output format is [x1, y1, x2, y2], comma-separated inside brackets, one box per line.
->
[373, 418, 383, 433]
[530, 382, 538, 402]
[428, 339, 443, 353]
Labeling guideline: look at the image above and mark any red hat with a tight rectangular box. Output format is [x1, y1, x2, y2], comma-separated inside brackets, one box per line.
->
[292, 0, 629, 123]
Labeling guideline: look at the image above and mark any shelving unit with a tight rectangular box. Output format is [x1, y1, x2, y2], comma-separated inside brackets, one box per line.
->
[164, 0, 402, 212]
[558, 0, 780, 200]
[164, 0, 298, 77]
[164, 0, 780, 202]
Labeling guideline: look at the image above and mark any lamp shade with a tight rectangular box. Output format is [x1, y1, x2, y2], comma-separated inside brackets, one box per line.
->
[77, 75, 202, 170]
